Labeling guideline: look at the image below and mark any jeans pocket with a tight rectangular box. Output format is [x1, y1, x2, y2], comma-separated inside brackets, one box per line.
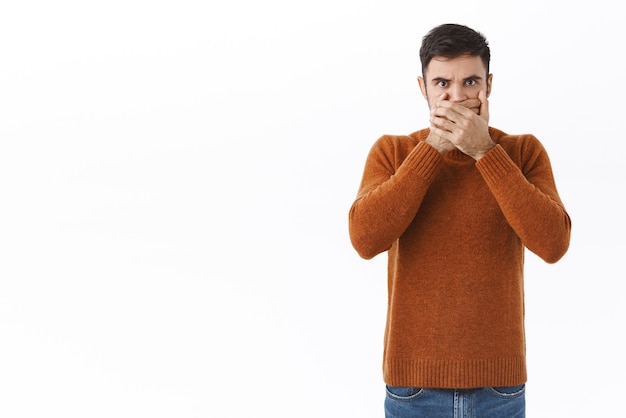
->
[489, 384, 525, 398]
[385, 385, 425, 401]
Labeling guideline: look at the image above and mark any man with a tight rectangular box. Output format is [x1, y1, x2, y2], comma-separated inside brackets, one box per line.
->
[348, 23, 571, 417]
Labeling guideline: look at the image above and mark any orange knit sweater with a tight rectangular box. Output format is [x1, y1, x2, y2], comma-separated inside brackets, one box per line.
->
[349, 127, 571, 388]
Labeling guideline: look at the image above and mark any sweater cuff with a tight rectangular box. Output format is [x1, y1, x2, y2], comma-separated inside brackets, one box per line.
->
[476, 144, 515, 184]
[404, 141, 443, 183]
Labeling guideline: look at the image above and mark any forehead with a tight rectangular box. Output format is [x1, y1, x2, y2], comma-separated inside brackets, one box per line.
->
[424, 54, 486, 79]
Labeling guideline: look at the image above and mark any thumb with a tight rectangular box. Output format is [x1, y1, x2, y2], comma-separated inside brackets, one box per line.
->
[478, 89, 489, 121]
[433, 92, 448, 108]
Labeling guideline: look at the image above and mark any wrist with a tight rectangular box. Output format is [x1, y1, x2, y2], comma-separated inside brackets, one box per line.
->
[473, 143, 496, 161]
[424, 134, 453, 156]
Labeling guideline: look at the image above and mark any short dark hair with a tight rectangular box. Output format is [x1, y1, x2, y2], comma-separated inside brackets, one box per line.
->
[419, 23, 490, 76]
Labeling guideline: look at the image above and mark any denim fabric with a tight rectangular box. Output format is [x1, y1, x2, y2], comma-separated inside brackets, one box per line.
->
[384, 384, 525, 418]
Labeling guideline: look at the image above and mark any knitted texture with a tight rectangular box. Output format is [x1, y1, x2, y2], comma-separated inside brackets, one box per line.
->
[349, 127, 571, 388]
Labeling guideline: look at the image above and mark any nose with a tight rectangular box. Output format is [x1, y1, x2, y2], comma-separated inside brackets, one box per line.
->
[448, 83, 467, 102]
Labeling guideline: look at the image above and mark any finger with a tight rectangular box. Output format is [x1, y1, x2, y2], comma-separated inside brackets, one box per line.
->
[428, 124, 450, 141]
[434, 100, 473, 120]
[430, 106, 454, 124]
[430, 114, 455, 133]
[460, 98, 481, 114]
[460, 98, 480, 109]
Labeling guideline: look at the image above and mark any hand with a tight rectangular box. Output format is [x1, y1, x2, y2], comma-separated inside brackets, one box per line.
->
[429, 90, 494, 160]
[424, 94, 456, 155]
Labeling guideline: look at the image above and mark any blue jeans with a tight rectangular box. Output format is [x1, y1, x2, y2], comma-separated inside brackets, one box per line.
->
[384, 385, 525, 418]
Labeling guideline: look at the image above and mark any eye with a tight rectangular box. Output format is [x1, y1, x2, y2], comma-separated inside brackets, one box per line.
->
[465, 79, 477, 86]
[436, 80, 447, 88]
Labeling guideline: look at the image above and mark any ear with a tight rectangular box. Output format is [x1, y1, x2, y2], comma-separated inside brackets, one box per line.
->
[486, 73, 493, 97]
[417, 76, 427, 99]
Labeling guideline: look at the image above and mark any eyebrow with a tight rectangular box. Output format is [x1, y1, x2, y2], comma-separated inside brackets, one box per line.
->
[432, 75, 483, 83]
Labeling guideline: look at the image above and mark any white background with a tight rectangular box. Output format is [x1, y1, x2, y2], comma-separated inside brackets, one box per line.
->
[0, 1, 623, 417]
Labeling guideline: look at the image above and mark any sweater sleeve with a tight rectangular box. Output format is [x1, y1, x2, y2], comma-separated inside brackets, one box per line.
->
[476, 138, 571, 263]
[349, 136, 443, 259]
